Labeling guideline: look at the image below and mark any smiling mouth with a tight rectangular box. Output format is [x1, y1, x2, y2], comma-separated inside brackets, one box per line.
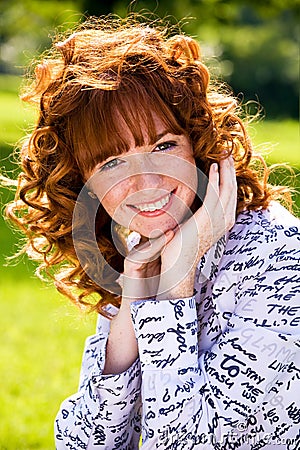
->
[129, 191, 174, 213]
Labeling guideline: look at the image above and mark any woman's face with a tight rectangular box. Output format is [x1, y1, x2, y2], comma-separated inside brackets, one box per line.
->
[87, 116, 197, 238]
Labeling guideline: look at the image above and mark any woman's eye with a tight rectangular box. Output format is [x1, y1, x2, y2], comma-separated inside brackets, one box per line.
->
[100, 158, 122, 171]
[154, 141, 176, 152]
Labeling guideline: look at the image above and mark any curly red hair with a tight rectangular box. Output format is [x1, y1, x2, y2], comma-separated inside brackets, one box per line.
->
[5, 16, 288, 316]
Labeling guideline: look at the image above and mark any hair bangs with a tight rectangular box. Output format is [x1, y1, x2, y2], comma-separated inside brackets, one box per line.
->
[71, 78, 184, 175]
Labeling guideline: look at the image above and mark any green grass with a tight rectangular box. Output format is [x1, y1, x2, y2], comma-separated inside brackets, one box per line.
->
[250, 119, 300, 166]
[0, 76, 95, 449]
[0, 75, 35, 135]
[0, 91, 35, 147]
[0, 75, 299, 448]
[0, 274, 95, 449]
[249, 119, 300, 215]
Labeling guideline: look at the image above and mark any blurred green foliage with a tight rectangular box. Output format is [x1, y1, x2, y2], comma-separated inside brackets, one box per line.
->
[0, 0, 81, 72]
[85, 0, 299, 118]
[0, 0, 298, 118]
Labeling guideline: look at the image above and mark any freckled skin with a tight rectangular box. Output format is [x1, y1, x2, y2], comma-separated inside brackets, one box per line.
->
[88, 117, 197, 238]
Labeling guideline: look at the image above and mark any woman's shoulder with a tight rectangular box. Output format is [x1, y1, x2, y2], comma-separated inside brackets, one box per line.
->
[232, 201, 300, 244]
[222, 202, 300, 269]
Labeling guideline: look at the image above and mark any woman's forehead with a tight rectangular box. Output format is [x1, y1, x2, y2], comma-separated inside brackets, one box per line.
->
[73, 85, 184, 175]
[113, 110, 173, 148]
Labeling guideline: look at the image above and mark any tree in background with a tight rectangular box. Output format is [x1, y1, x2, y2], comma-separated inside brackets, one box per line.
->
[0, 0, 298, 118]
[0, 0, 81, 74]
[80, 0, 120, 16]
[109, 0, 299, 119]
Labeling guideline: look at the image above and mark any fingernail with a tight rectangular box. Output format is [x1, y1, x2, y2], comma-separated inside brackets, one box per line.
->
[212, 163, 218, 172]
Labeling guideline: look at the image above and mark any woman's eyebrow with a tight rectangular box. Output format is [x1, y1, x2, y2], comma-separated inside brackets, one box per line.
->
[150, 130, 172, 144]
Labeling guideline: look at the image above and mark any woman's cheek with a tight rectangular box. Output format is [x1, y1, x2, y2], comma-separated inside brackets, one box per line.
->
[102, 187, 131, 223]
[102, 195, 119, 218]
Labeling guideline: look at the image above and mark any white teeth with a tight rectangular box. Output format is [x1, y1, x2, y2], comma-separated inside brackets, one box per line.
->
[134, 193, 171, 212]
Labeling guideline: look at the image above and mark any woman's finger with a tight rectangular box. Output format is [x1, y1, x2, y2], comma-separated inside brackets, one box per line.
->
[193, 156, 236, 240]
[126, 229, 174, 265]
[197, 162, 220, 220]
[218, 156, 237, 229]
[219, 156, 237, 203]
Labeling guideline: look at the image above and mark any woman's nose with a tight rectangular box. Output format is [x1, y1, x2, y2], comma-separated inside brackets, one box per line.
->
[126, 173, 163, 193]
[129, 154, 163, 189]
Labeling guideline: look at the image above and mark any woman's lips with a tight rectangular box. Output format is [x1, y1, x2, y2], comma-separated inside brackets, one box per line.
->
[128, 189, 176, 217]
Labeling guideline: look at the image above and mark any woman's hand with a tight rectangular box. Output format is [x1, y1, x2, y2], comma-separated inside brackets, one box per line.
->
[157, 156, 237, 299]
[121, 230, 174, 301]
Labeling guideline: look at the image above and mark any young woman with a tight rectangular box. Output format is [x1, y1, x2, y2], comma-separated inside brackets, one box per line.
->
[6, 16, 299, 450]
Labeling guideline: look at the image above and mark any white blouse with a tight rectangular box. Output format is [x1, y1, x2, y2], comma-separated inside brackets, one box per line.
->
[55, 203, 300, 449]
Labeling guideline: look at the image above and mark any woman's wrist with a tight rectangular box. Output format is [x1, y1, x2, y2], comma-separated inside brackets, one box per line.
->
[102, 299, 138, 375]
[121, 272, 160, 301]
[156, 265, 196, 300]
